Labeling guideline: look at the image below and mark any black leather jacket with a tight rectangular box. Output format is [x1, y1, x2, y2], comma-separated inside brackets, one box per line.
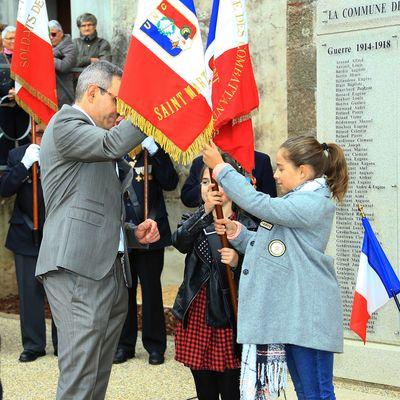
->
[172, 205, 257, 329]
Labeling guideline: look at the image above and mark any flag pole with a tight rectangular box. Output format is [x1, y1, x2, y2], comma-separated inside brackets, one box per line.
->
[143, 149, 149, 220]
[358, 204, 400, 313]
[31, 117, 40, 247]
[209, 168, 238, 322]
[391, 290, 400, 313]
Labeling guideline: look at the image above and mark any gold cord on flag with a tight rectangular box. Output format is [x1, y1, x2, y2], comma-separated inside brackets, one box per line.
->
[11, 72, 58, 122]
[118, 98, 214, 164]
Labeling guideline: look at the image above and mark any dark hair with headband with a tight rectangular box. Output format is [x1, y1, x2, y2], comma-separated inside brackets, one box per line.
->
[280, 135, 348, 201]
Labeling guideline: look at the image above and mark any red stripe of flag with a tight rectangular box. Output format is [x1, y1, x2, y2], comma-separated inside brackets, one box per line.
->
[349, 291, 370, 344]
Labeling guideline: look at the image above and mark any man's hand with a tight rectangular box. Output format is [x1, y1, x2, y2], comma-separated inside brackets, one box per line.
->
[90, 57, 99, 63]
[135, 219, 160, 244]
[21, 144, 41, 170]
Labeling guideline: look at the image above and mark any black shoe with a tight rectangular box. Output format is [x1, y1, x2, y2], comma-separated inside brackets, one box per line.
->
[148, 351, 164, 365]
[113, 348, 135, 364]
[19, 350, 46, 363]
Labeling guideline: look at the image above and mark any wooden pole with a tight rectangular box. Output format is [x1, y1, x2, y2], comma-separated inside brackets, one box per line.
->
[31, 118, 40, 246]
[143, 149, 149, 220]
[209, 168, 238, 322]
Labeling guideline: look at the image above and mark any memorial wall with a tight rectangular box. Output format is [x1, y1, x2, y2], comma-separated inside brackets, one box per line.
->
[316, 0, 400, 386]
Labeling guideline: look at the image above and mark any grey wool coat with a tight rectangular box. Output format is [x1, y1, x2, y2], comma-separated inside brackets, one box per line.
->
[53, 34, 77, 107]
[217, 165, 344, 353]
[36, 105, 146, 284]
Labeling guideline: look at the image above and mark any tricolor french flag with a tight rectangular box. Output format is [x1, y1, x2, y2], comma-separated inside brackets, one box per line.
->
[205, 0, 259, 172]
[11, 0, 58, 123]
[118, 0, 213, 163]
[350, 217, 400, 343]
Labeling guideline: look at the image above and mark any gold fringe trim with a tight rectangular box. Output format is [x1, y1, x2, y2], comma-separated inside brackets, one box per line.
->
[11, 71, 58, 113]
[14, 97, 42, 124]
[117, 98, 214, 164]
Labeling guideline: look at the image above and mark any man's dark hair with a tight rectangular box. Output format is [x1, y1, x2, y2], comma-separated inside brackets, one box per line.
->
[76, 13, 97, 28]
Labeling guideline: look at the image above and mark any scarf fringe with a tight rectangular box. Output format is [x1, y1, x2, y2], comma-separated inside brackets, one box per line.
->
[257, 361, 287, 397]
[117, 98, 214, 164]
[11, 72, 58, 113]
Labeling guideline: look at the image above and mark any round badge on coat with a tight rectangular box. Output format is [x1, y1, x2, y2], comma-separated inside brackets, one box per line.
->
[268, 240, 286, 257]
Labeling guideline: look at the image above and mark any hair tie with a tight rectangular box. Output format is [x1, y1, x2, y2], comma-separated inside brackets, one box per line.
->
[322, 143, 329, 151]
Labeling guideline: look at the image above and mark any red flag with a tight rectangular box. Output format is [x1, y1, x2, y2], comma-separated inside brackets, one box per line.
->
[117, 0, 213, 164]
[206, 0, 259, 172]
[11, 0, 58, 123]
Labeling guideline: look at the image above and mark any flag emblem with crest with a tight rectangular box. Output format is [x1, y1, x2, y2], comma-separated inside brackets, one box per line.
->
[140, 0, 197, 57]
[118, 0, 213, 163]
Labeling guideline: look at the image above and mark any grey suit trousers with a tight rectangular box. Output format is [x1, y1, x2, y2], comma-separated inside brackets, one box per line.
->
[43, 258, 128, 400]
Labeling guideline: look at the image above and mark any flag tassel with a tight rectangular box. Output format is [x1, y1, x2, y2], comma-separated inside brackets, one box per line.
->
[117, 98, 214, 164]
[11, 72, 58, 112]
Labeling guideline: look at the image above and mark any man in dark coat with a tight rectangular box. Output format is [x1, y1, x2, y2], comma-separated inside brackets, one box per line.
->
[0, 122, 57, 362]
[114, 137, 179, 365]
[73, 13, 112, 67]
[181, 151, 277, 208]
[49, 20, 77, 108]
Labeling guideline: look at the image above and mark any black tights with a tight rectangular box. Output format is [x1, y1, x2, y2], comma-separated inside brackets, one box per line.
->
[191, 369, 240, 400]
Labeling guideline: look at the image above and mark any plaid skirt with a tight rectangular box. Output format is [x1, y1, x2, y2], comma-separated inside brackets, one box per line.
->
[174, 286, 240, 371]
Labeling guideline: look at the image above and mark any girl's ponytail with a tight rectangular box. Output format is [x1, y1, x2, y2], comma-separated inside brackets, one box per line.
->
[280, 136, 349, 202]
[324, 143, 348, 202]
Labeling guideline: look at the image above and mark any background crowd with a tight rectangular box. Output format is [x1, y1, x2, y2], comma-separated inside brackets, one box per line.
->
[0, 13, 111, 167]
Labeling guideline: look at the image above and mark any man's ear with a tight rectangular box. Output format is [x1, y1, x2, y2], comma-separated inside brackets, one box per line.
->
[86, 84, 97, 103]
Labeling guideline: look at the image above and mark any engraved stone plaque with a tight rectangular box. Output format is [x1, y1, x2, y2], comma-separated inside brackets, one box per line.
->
[317, 12, 400, 346]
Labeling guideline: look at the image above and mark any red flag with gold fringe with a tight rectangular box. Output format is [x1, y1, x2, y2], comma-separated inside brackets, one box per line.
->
[11, 0, 58, 123]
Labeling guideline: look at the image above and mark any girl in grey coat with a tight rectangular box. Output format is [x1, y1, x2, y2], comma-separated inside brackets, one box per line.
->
[203, 136, 349, 400]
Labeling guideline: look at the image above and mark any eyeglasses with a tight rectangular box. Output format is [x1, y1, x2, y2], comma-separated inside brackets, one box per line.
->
[50, 32, 58, 38]
[80, 23, 94, 28]
[3, 37, 15, 41]
[97, 86, 118, 105]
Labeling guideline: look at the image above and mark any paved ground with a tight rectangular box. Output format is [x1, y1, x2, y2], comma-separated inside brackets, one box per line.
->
[1, 313, 399, 400]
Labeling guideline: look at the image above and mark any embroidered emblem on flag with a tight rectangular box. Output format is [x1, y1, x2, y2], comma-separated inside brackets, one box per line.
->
[141, 0, 197, 57]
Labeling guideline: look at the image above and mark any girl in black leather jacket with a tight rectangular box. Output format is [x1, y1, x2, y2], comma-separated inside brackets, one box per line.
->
[172, 163, 257, 400]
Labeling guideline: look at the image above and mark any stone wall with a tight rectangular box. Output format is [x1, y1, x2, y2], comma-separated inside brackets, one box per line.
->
[287, 0, 317, 138]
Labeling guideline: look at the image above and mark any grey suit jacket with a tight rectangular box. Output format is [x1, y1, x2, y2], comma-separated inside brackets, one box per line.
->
[36, 105, 146, 284]
[217, 165, 343, 353]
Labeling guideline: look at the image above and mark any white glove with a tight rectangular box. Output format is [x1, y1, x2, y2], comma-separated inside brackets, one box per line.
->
[142, 136, 158, 156]
[21, 144, 41, 170]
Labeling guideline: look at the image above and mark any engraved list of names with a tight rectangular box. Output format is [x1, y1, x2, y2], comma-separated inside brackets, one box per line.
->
[317, 26, 399, 335]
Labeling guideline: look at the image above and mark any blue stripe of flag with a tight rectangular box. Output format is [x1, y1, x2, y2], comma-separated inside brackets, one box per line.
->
[362, 217, 400, 297]
[206, 0, 220, 49]
[179, 0, 196, 15]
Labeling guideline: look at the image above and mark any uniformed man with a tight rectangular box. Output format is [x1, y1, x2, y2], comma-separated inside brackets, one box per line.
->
[0, 122, 58, 362]
[114, 137, 179, 365]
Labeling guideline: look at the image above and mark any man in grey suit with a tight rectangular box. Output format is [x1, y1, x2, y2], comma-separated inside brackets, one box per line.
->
[36, 61, 160, 400]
